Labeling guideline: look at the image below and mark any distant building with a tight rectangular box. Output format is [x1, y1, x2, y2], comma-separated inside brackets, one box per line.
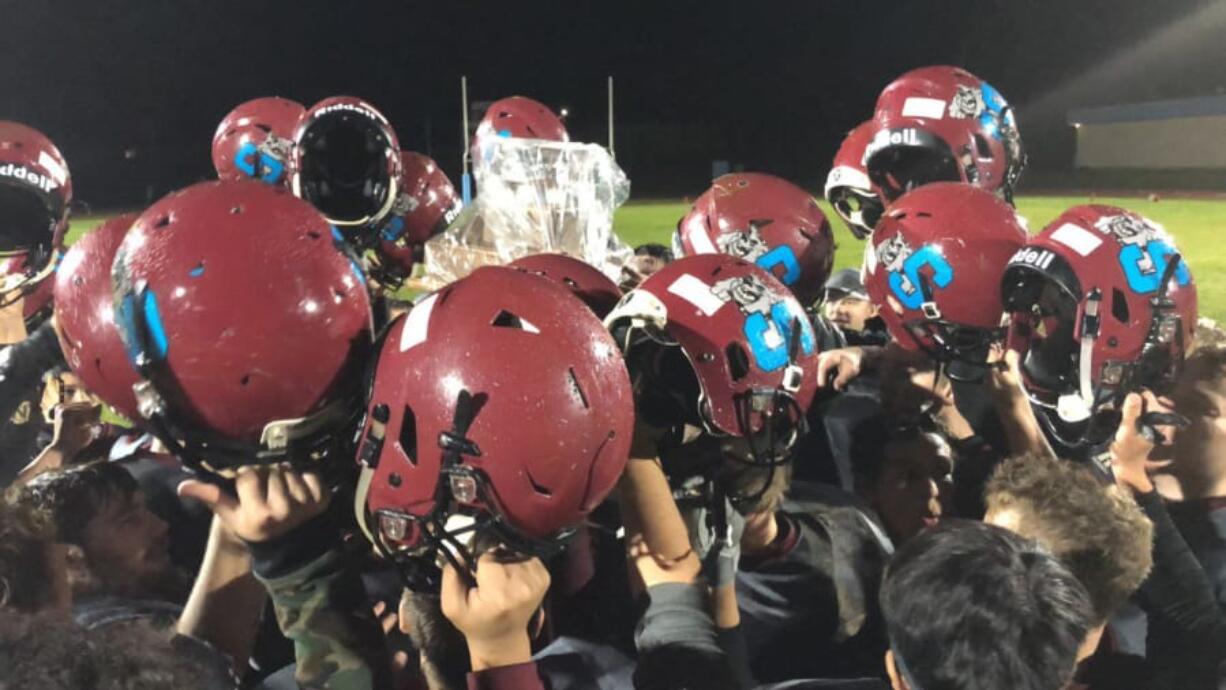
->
[1069, 95, 1226, 170]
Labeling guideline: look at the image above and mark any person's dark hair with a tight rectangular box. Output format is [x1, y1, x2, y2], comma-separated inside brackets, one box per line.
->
[0, 495, 56, 612]
[850, 413, 940, 491]
[400, 589, 469, 690]
[881, 520, 1093, 690]
[19, 461, 139, 545]
[634, 242, 674, 262]
[1184, 341, 1226, 382]
[985, 453, 1153, 624]
[1192, 319, 1226, 351]
[0, 612, 233, 689]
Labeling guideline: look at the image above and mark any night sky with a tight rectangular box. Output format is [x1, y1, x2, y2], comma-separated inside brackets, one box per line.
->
[2, 0, 1222, 205]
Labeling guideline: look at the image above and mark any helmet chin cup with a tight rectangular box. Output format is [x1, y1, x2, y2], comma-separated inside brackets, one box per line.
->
[1057, 393, 1093, 424]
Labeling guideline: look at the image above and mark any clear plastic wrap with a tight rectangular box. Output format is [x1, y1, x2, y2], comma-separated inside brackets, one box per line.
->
[418, 138, 631, 289]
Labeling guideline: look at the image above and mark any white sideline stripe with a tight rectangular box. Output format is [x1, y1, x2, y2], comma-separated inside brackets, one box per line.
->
[667, 274, 724, 316]
[1050, 223, 1103, 257]
[399, 293, 438, 351]
[902, 97, 946, 120]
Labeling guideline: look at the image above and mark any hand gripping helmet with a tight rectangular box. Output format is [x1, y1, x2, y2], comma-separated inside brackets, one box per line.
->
[508, 253, 622, 318]
[112, 180, 374, 476]
[471, 96, 569, 168]
[211, 97, 305, 186]
[53, 213, 143, 421]
[369, 151, 463, 287]
[864, 183, 1026, 378]
[1002, 205, 1196, 442]
[354, 266, 633, 590]
[825, 121, 885, 239]
[865, 66, 1025, 205]
[604, 254, 820, 475]
[674, 173, 836, 306]
[0, 121, 71, 321]
[291, 96, 402, 242]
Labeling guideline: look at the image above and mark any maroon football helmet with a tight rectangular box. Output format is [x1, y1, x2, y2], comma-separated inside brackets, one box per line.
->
[370, 151, 463, 286]
[355, 266, 632, 589]
[471, 96, 569, 168]
[1002, 205, 1196, 441]
[864, 183, 1026, 375]
[291, 96, 402, 242]
[112, 180, 374, 475]
[53, 214, 143, 421]
[605, 254, 819, 472]
[509, 253, 622, 318]
[674, 173, 835, 306]
[212, 97, 304, 186]
[866, 66, 1025, 204]
[825, 121, 884, 239]
[0, 121, 71, 319]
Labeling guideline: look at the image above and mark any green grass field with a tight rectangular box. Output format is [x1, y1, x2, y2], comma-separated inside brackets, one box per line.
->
[67, 194, 1226, 320]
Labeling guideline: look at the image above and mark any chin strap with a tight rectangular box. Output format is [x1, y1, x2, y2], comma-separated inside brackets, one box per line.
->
[0, 246, 58, 309]
[1056, 288, 1101, 424]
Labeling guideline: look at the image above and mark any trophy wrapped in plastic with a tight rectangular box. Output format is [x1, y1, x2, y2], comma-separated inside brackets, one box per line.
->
[417, 138, 632, 289]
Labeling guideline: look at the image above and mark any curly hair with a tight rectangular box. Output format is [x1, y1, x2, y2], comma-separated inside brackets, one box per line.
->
[0, 495, 56, 612]
[1183, 341, 1226, 382]
[984, 453, 1154, 624]
[0, 612, 233, 690]
[1193, 318, 1226, 351]
[17, 461, 139, 546]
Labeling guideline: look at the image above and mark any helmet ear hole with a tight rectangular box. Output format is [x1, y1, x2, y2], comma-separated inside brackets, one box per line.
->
[399, 404, 418, 466]
[491, 309, 538, 332]
[974, 134, 994, 159]
[726, 343, 751, 381]
[1111, 288, 1130, 324]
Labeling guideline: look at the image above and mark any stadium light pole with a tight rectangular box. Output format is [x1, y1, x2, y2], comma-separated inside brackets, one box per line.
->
[608, 76, 616, 160]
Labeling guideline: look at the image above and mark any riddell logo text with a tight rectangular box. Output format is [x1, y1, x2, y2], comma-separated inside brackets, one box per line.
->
[865, 128, 922, 158]
[1009, 247, 1055, 270]
[0, 163, 58, 192]
[314, 102, 386, 123]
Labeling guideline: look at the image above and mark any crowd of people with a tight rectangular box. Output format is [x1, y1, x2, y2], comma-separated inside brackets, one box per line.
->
[0, 64, 1223, 690]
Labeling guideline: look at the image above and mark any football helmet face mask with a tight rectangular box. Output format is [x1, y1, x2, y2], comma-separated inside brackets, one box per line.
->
[53, 213, 143, 421]
[1002, 205, 1197, 445]
[212, 97, 304, 186]
[0, 121, 71, 315]
[825, 121, 884, 239]
[604, 254, 820, 484]
[470, 96, 569, 168]
[112, 181, 374, 476]
[866, 66, 1025, 205]
[369, 151, 463, 287]
[354, 266, 633, 591]
[292, 97, 402, 240]
[508, 253, 623, 318]
[674, 173, 836, 306]
[864, 183, 1027, 379]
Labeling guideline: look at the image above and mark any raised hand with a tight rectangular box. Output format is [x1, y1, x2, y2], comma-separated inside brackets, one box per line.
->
[178, 464, 330, 543]
[440, 551, 550, 671]
[1111, 392, 1177, 494]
